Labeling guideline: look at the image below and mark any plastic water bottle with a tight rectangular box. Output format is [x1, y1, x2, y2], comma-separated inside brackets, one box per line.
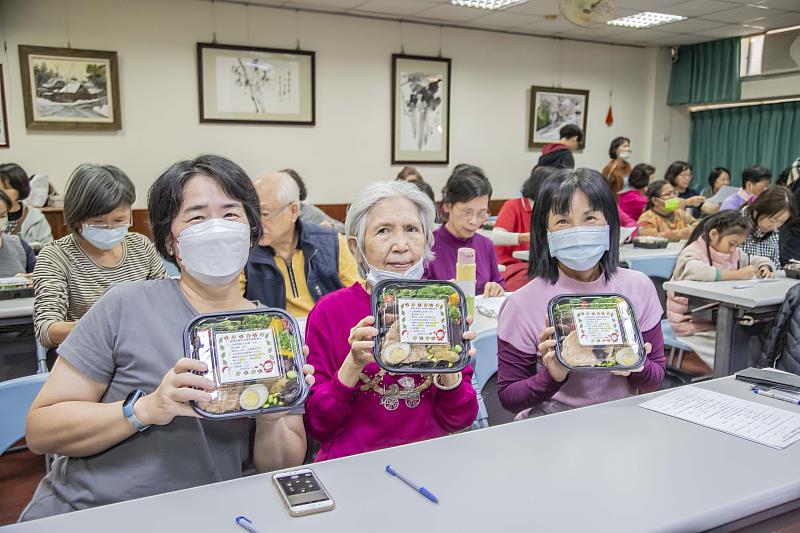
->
[456, 247, 476, 321]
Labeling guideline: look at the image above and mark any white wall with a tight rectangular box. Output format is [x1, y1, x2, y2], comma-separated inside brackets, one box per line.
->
[1, 0, 664, 206]
[648, 46, 692, 177]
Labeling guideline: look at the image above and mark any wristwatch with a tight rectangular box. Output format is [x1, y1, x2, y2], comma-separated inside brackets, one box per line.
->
[123, 390, 151, 432]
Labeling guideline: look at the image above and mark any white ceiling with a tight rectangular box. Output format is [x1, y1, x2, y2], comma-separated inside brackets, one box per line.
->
[214, 0, 800, 46]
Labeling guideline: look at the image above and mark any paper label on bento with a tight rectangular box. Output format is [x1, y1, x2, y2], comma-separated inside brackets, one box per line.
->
[572, 308, 624, 346]
[215, 329, 281, 384]
[398, 298, 449, 344]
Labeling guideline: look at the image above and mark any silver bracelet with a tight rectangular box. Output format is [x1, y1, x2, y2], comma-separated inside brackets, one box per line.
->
[433, 373, 463, 391]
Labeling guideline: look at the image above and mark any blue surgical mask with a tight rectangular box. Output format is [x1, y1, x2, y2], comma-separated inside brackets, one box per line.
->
[547, 225, 610, 272]
[81, 223, 129, 250]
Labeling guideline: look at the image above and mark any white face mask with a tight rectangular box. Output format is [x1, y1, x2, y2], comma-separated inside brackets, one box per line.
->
[176, 218, 251, 287]
[365, 257, 425, 286]
[0, 216, 7, 234]
[81, 223, 128, 250]
[618, 150, 631, 161]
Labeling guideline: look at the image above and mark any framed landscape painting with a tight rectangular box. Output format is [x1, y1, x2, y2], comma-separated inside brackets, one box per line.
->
[392, 54, 451, 165]
[18, 45, 121, 131]
[529, 86, 588, 149]
[0, 65, 8, 147]
[197, 43, 315, 125]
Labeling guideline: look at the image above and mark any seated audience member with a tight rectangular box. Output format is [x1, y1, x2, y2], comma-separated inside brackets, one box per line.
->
[664, 161, 717, 217]
[21, 155, 314, 521]
[395, 166, 436, 203]
[601, 136, 631, 193]
[282, 168, 344, 233]
[424, 165, 505, 297]
[0, 190, 35, 276]
[638, 180, 698, 242]
[618, 163, 654, 221]
[720, 165, 772, 211]
[705, 167, 731, 196]
[600, 160, 637, 229]
[33, 164, 167, 349]
[740, 186, 796, 267]
[668, 211, 774, 367]
[304, 180, 478, 461]
[493, 166, 557, 290]
[496, 168, 665, 417]
[0, 163, 53, 246]
[244, 171, 359, 319]
[537, 124, 582, 169]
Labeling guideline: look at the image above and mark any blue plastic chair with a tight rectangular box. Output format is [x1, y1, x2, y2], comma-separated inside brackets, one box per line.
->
[470, 331, 498, 430]
[661, 319, 694, 369]
[624, 255, 677, 279]
[0, 373, 48, 455]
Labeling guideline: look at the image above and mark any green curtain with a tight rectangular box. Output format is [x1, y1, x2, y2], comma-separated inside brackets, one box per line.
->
[667, 38, 741, 106]
[689, 100, 800, 190]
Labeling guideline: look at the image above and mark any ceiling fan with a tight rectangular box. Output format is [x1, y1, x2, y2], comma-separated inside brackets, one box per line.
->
[560, 0, 616, 27]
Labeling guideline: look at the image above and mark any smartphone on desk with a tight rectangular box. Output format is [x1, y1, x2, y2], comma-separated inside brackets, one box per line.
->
[273, 468, 335, 517]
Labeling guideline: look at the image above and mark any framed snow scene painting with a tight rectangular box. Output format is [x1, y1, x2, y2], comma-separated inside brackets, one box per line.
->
[392, 54, 451, 165]
[197, 43, 315, 125]
[529, 86, 588, 149]
[18, 45, 121, 131]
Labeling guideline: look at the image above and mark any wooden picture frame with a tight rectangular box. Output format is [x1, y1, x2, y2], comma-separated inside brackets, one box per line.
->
[197, 42, 315, 125]
[529, 86, 589, 149]
[391, 54, 451, 165]
[18, 45, 122, 131]
[0, 65, 9, 148]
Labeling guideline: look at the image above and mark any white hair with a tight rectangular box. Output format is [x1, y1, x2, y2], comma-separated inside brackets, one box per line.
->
[256, 171, 300, 204]
[345, 180, 437, 278]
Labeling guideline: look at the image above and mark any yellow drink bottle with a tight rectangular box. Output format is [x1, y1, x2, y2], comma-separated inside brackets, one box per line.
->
[456, 247, 476, 322]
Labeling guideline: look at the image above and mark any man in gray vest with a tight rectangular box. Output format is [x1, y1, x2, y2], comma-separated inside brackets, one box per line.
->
[243, 171, 360, 318]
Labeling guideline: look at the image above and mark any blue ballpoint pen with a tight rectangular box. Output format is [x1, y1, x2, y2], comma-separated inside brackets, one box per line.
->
[753, 386, 800, 405]
[386, 465, 439, 503]
[235, 515, 261, 533]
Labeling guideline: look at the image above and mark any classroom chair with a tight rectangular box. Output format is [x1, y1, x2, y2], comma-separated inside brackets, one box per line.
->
[470, 332, 499, 429]
[661, 319, 694, 369]
[0, 373, 48, 456]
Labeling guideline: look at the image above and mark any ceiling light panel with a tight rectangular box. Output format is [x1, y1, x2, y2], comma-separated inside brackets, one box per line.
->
[607, 11, 687, 29]
[450, 0, 529, 11]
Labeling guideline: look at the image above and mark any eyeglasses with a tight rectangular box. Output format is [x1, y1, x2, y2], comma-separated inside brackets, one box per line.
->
[454, 207, 490, 221]
[85, 221, 132, 230]
[260, 203, 291, 221]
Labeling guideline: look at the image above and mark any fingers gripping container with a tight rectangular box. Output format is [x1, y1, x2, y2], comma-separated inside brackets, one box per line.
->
[372, 279, 470, 374]
[184, 308, 309, 418]
[547, 294, 646, 372]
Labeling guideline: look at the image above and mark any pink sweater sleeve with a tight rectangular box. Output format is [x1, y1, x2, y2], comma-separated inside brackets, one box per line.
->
[432, 364, 479, 432]
[496, 337, 565, 413]
[303, 308, 359, 441]
[627, 325, 666, 393]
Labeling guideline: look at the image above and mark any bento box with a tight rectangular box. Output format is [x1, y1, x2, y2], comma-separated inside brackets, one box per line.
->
[371, 280, 470, 374]
[547, 294, 646, 371]
[632, 236, 669, 249]
[183, 309, 308, 418]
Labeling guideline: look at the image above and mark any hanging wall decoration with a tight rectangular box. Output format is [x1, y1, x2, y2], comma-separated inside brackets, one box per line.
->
[529, 86, 589, 149]
[391, 54, 451, 165]
[0, 65, 9, 148]
[18, 45, 122, 131]
[197, 43, 315, 125]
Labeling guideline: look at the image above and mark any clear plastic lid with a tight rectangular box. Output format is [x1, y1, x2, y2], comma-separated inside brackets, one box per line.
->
[183, 308, 308, 418]
[371, 279, 470, 374]
[547, 293, 646, 371]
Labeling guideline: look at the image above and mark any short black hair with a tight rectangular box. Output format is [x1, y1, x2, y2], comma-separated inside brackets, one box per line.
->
[148, 154, 262, 266]
[645, 180, 669, 211]
[280, 168, 306, 201]
[0, 163, 31, 201]
[441, 164, 492, 204]
[609, 136, 630, 160]
[0, 189, 12, 211]
[559, 124, 583, 143]
[522, 165, 557, 202]
[528, 167, 620, 283]
[742, 165, 772, 186]
[629, 163, 655, 190]
[664, 161, 691, 187]
[708, 167, 731, 190]
[63, 164, 136, 233]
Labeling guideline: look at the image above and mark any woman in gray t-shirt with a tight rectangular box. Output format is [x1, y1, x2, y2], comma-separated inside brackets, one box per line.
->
[21, 155, 314, 521]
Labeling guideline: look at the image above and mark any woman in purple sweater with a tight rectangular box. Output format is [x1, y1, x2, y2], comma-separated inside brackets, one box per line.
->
[423, 165, 505, 296]
[304, 180, 478, 461]
[497, 168, 665, 418]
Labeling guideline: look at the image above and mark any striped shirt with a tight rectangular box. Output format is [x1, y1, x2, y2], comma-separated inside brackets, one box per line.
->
[740, 230, 781, 267]
[33, 232, 168, 346]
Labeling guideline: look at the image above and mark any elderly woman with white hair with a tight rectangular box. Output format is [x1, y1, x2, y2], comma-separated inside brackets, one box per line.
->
[304, 181, 479, 461]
